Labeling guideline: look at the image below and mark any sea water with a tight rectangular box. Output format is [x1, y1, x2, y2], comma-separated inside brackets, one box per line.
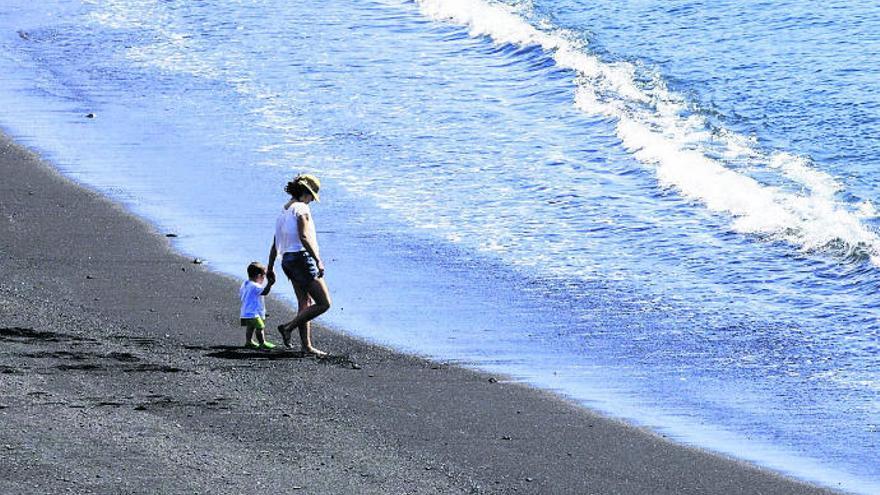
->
[1, 0, 878, 492]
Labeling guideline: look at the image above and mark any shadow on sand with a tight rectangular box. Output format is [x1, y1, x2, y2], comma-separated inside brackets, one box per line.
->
[201, 345, 357, 367]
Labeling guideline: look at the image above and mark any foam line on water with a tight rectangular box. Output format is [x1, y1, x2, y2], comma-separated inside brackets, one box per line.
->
[89, 0, 880, 271]
[414, 0, 880, 265]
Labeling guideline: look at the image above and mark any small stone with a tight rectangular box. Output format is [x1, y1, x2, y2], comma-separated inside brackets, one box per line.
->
[192, 258, 203, 264]
[165, 233, 178, 238]
[501, 435, 511, 440]
[525, 477, 533, 482]
[350, 363, 361, 370]
[85, 275, 94, 279]
[85, 113, 95, 119]
[488, 377, 498, 383]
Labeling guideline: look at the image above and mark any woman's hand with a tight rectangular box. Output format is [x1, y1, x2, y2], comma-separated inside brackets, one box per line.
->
[316, 258, 325, 278]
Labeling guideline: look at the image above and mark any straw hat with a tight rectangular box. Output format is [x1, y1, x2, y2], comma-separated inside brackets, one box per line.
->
[296, 174, 321, 202]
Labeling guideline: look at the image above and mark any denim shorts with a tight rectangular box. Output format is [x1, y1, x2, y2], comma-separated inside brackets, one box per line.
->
[281, 251, 319, 286]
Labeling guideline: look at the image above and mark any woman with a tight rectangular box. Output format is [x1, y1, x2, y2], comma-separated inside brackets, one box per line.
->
[267, 174, 331, 356]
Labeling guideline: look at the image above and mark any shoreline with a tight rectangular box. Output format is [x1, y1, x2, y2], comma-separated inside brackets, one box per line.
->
[0, 132, 842, 494]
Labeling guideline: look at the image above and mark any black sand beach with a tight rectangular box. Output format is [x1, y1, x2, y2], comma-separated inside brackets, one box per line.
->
[0, 133, 840, 494]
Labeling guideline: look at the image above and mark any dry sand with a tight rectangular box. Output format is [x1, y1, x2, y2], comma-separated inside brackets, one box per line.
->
[0, 133, 840, 494]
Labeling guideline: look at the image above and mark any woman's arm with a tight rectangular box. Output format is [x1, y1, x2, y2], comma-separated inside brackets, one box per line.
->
[297, 212, 324, 276]
[267, 238, 278, 275]
[261, 271, 275, 296]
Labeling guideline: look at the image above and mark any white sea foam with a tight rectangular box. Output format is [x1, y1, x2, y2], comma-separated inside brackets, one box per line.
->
[85, 0, 880, 270]
[415, 0, 880, 265]
[86, 0, 880, 267]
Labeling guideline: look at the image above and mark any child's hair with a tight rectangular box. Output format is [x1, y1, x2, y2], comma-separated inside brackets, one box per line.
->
[246, 261, 267, 279]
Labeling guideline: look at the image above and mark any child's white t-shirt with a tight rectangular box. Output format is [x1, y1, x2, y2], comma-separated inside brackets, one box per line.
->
[239, 280, 266, 318]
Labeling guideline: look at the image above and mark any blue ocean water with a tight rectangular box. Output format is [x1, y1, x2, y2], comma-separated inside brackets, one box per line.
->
[1, 0, 878, 491]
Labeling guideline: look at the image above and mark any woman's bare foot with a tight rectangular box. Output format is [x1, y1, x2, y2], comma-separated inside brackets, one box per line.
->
[277, 324, 293, 348]
[303, 347, 327, 357]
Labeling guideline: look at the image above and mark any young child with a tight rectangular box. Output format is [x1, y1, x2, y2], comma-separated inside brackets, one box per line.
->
[240, 261, 276, 349]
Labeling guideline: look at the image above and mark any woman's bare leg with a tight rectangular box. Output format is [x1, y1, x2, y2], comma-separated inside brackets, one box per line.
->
[279, 279, 331, 355]
[279, 283, 311, 348]
[294, 284, 312, 349]
[299, 278, 331, 355]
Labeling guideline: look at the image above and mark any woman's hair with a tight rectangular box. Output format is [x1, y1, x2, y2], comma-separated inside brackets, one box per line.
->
[284, 177, 309, 198]
[285, 174, 320, 200]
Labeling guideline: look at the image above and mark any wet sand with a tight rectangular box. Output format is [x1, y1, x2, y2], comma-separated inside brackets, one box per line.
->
[0, 133, 841, 494]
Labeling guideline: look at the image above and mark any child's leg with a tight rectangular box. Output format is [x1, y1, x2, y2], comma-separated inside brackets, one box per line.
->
[245, 324, 257, 346]
[253, 316, 274, 348]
